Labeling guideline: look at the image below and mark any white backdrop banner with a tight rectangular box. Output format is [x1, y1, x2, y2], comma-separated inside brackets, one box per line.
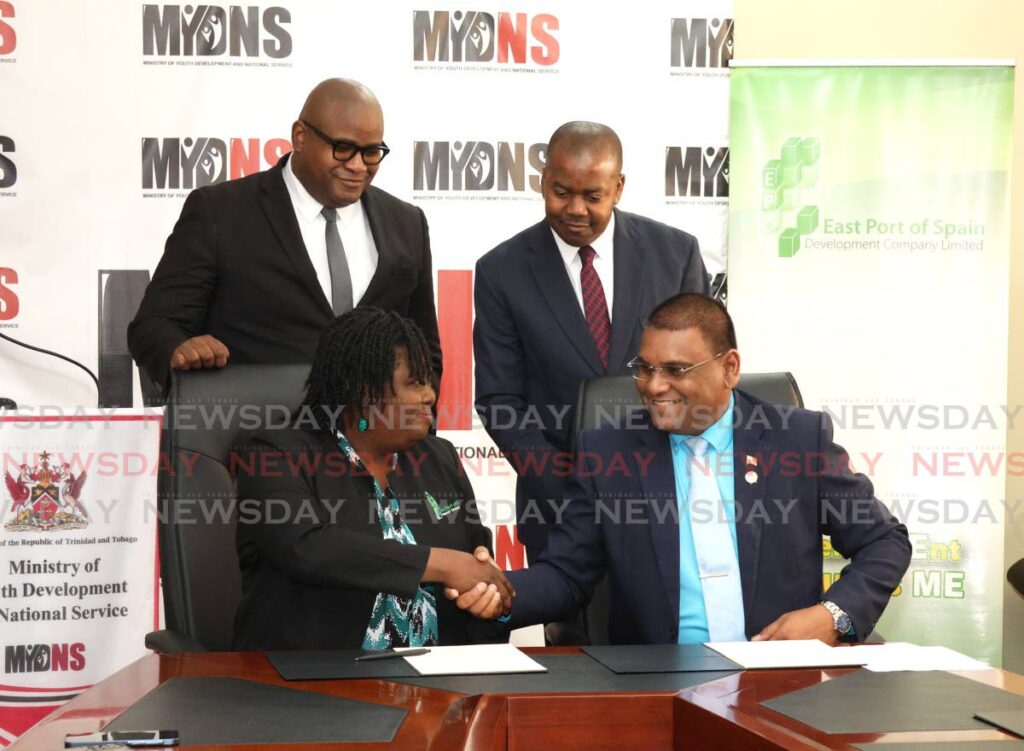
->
[1, 0, 734, 739]
[1, 0, 732, 404]
[0, 409, 161, 745]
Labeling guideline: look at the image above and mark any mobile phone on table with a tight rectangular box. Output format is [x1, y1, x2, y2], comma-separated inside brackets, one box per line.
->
[65, 730, 179, 747]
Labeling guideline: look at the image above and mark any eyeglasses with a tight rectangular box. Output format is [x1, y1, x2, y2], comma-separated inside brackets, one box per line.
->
[301, 120, 390, 165]
[626, 352, 725, 381]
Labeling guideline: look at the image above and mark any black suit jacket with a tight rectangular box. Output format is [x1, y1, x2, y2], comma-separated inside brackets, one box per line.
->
[128, 155, 441, 391]
[473, 210, 710, 553]
[233, 430, 501, 650]
[507, 390, 912, 643]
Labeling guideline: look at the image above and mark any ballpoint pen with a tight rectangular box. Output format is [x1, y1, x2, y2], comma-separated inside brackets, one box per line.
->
[354, 648, 431, 662]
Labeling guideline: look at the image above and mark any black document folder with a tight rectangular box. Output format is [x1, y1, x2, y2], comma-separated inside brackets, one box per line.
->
[582, 644, 741, 674]
[975, 709, 1024, 738]
[268, 650, 420, 680]
[763, 670, 1024, 734]
[106, 677, 407, 744]
[854, 743, 1024, 750]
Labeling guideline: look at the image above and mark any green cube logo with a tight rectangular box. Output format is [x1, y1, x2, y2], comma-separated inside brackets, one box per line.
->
[781, 137, 802, 167]
[779, 228, 800, 258]
[761, 137, 821, 258]
[763, 159, 782, 189]
[797, 206, 819, 235]
[798, 138, 820, 166]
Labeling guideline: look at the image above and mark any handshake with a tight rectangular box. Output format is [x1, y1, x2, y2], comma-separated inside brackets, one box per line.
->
[427, 546, 515, 621]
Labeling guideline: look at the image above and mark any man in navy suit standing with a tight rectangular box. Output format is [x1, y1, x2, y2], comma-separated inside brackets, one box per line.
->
[474, 122, 710, 562]
[454, 294, 911, 644]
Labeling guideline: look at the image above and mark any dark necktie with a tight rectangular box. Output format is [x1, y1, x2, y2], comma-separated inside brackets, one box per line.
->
[578, 245, 611, 370]
[321, 207, 353, 315]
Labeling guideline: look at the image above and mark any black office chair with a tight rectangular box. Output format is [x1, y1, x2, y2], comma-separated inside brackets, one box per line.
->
[145, 364, 311, 653]
[1010, 558, 1024, 598]
[545, 372, 804, 646]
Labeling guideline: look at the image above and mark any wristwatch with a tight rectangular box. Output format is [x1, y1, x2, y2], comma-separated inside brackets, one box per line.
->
[821, 600, 853, 636]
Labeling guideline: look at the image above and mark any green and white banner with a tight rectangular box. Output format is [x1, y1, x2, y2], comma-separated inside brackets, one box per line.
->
[728, 64, 1014, 664]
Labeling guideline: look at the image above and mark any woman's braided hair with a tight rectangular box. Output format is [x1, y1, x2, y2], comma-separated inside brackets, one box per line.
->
[303, 307, 433, 427]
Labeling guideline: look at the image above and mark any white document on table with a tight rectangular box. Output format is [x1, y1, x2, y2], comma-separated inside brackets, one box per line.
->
[848, 643, 992, 672]
[395, 644, 548, 676]
[705, 639, 868, 669]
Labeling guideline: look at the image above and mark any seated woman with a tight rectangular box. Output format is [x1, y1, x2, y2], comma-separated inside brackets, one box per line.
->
[233, 308, 511, 650]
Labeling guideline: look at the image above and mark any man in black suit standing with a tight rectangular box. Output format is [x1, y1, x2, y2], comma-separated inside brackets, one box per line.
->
[129, 78, 441, 392]
[473, 121, 710, 561]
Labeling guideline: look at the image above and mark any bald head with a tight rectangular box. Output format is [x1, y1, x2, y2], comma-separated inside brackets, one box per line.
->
[291, 78, 385, 209]
[299, 78, 382, 125]
[547, 121, 623, 172]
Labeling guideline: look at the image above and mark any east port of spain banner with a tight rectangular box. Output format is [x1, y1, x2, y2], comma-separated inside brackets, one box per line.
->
[727, 63, 1014, 665]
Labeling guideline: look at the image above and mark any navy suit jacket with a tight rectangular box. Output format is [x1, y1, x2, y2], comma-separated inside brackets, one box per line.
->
[506, 390, 912, 643]
[473, 210, 709, 553]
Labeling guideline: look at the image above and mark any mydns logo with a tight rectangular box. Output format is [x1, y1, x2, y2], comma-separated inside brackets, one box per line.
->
[670, 18, 733, 69]
[0, 267, 18, 322]
[0, 1, 15, 56]
[141, 137, 290, 190]
[665, 146, 729, 198]
[4, 643, 86, 673]
[142, 4, 291, 57]
[413, 11, 558, 65]
[413, 140, 546, 192]
[0, 135, 15, 189]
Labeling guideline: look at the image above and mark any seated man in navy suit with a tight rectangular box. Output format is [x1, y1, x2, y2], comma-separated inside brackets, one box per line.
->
[450, 293, 911, 644]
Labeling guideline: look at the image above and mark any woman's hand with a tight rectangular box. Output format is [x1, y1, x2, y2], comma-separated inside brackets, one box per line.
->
[441, 547, 512, 619]
[426, 546, 515, 614]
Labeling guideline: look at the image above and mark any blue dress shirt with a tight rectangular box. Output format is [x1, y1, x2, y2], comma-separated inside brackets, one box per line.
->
[669, 394, 740, 643]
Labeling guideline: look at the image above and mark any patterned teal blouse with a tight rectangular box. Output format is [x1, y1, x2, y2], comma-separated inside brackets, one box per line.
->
[334, 431, 439, 649]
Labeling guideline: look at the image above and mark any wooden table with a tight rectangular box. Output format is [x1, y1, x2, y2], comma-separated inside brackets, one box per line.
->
[11, 648, 1024, 750]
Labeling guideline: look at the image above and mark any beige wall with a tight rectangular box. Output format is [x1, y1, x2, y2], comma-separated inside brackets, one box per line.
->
[734, 0, 1024, 670]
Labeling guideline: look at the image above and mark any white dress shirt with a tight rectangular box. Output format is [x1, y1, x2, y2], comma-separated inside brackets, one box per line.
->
[282, 156, 379, 307]
[550, 213, 616, 322]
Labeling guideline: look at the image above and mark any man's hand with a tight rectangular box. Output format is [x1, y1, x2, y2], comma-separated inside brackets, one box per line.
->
[752, 604, 838, 645]
[426, 546, 515, 612]
[442, 547, 510, 620]
[171, 335, 230, 371]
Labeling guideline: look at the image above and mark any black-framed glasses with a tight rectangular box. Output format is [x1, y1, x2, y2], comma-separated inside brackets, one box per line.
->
[301, 119, 390, 165]
[626, 352, 725, 381]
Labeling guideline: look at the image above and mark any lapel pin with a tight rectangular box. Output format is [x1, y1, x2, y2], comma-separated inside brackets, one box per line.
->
[744, 470, 758, 485]
[745, 454, 758, 467]
[426, 492, 461, 518]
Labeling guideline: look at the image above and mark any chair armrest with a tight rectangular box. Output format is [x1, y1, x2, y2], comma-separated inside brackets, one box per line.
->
[145, 629, 209, 653]
[544, 620, 591, 647]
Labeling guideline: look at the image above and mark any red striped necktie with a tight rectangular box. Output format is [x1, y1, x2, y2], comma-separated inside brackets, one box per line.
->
[578, 245, 610, 371]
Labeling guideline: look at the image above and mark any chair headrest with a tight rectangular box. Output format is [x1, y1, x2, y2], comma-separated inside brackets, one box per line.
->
[574, 372, 804, 437]
[165, 364, 312, 461]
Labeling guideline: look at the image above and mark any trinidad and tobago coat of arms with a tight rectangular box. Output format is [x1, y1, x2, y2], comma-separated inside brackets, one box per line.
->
[3, 452, 90, 532]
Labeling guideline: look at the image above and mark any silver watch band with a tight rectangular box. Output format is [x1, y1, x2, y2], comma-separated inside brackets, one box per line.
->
[821, 600, 849, 632]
